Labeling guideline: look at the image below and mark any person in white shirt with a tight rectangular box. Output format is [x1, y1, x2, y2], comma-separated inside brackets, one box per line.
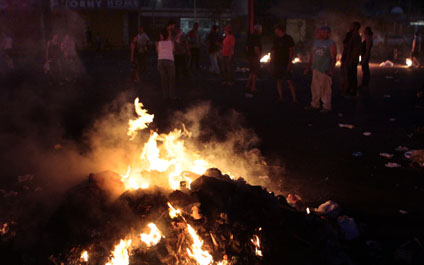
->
[156, 29, 176, 100]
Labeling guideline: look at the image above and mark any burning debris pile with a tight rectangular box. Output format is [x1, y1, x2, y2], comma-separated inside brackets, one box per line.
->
[43, 169, 331, 265]
[2, 98, 401, 265]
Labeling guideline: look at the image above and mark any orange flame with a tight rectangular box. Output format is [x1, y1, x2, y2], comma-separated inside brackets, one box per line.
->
[140, 223, 163, 247]
[186, 224, 214, 265]
[251, 235, 263, 257]
[128, 97, 154, 140]
[167, 202, 182, 219]
[105, 239, 132, 265]
[80, 250, 88, 262]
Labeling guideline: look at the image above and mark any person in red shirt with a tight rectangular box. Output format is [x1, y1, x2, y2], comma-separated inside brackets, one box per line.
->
[222, 26, 236, 86]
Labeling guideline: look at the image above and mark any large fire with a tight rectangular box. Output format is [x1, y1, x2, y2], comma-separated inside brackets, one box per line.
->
[51, 97, 275, 265]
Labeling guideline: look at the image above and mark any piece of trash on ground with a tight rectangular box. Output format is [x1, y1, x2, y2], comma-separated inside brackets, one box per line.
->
[399, 210, 408, 214]
[363, 132, 372, 136]
[352, 152, 363, 157]
[379, 153, 394, 159]
[337, 215, 360, 240]
[384, 94, 392, 98]
[395, 146, 409, 152]
[339, 123, 355, 129]
[385, 162, 401, 168]
[389, 118, 397, 122]
[337, 113, 343, 117]
[316, 200, 341, 218]
[286, 194, 302, 207]
[380, 60, 394, 68]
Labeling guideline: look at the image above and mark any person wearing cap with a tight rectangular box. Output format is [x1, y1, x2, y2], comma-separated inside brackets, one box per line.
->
[222, 25, 236, 85]
[305, 26, 337, 114]
[245, 24, 262, 96]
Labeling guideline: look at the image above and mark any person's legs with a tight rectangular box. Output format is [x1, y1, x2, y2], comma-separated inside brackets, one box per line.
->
[310, 69, 321, 109]
[228, 56, 234, 83]
[321, 72, 333, 111]
[288, 80, 296, 102]
[174, 54, 182, 80]
[222, 56, 229, 82]
[347, 63, 358, 95]
[277, 79, 284, 101]
[158, 60, 169, 99]
[361, 62, 370, 87]
[168, 60, 176, 99]
[209, 52, 219, 74]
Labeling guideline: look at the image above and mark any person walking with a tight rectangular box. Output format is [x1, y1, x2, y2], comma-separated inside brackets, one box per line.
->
[245, 24, 262, 96]
[1, 32, 14, 70]
[206, 25, 221, 74]
[360, 26, 373, 87]
[271, 23, 296, 103]
[222, 26, 235, 86]
[130, 26, 150, 82]
[61, 33, 79, 82]
[45, 33, 63, 84]
[305, 26, 337, 113]
[188, 22, 201, 71]
[156, 29, 176, 100]
[411, 32, 422, 68]
[174, 26, 190, 80]
[343, 22, 362, 97]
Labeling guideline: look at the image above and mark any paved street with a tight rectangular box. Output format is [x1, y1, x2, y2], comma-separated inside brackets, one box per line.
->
[1, 50, 424, 247]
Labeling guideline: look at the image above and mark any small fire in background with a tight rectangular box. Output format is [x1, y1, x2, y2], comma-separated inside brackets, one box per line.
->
[292, 57, 301, 64]
[80, 250, 88, 262]
[260, 53, 271, 63]
[1, 222, 9, 235]
[406, 58, 413, 67]
[105, 239, 132, 265]
[140, 223, 163, 247]
[251, 235, 263, 257]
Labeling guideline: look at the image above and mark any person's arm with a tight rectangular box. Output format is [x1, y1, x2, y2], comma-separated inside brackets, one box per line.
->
[45, 41, 50, 62]
[305, 46, 314, 74]
[363, 37, 371, 63]
[155, 41, 159, 54]
[328, 42, 337, 76]
[287, 46, 294, 71]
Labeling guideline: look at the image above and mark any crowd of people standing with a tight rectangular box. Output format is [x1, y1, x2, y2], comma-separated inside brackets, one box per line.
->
[128, 20, 383, 113]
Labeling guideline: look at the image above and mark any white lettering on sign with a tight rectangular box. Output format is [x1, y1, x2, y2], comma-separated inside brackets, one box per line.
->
[69, 0, 78, 8]
[60, 0, 139, 9]
[86, 0, 95, 7]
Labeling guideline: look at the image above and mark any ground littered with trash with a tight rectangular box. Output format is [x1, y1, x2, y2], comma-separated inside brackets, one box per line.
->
[1, 168, 424, 265]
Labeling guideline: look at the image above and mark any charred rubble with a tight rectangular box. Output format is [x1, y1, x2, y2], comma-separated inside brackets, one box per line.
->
[4, 168, 415, 265]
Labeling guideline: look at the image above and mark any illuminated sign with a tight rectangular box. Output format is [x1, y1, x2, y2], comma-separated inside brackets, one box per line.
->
[51, 0, 139, 9]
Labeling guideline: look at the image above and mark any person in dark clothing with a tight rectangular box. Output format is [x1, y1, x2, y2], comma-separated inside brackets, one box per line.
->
[411, 32, 422, 68]
[245, 24, 262, 96]
[343, 21, 362, 96]
[360, 26, 373, 87]
[174, 26, 190, 80]
[271, 23, 296, 103]
[188, 22, 201, 71]
[45, 33, 63, 83]
[206, 25, 221, 74]
[341, 30, 352, 92]
[130, 26, 151, 82]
